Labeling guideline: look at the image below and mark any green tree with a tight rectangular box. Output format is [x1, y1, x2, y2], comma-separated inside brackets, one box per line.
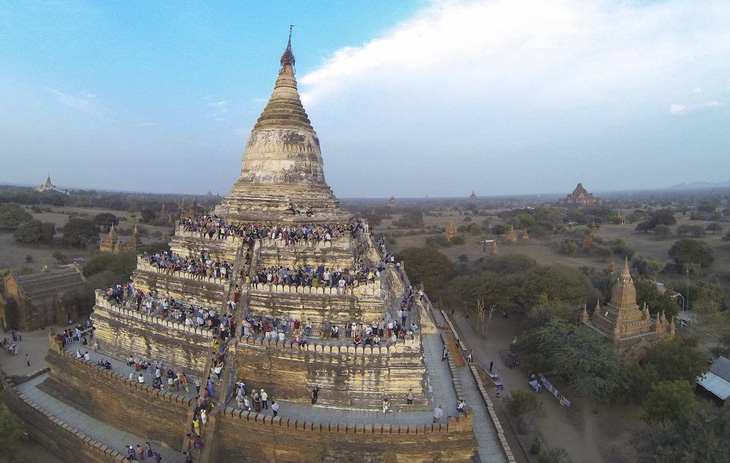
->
[396, 247, 457, 299]
[644, 337, 708, 385]
[675, 224, 692, 237]
[0, 203, 32, 231]
[522, 320, 625, 403]
[52, 250, 68, 264]
[654, 224, 671, 239]
[13, 219, 55, 244]
[491, 224, 509, 235]
[449, 235, 465, 245]
[689, 225, 705, 237]
[668, 238, 713, 269]
[525, 265, 593, 308]
[634, 278, 679, 319]
[635, 221, 653, 234]
[650, 209, 677, 227]
[632, 257, 665, 279]
[60, 218, 100, 248]
[705, 223, 723, 235]
[93, 212, 119, 230]
[507, 389, 545, 434]
[643, 380, 696, 426]
[0, 403, 23, 463]
[637, 403, 730, 463]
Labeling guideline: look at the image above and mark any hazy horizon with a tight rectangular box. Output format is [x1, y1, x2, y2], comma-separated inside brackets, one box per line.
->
[2, 1, 729, 198]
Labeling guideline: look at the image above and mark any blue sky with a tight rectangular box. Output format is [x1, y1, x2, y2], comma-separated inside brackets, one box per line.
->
[1, 0, 729, 198]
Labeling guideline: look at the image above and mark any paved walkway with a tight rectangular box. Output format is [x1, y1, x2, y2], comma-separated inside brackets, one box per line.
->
[456, 367, 507, 463]
[16, 374, 183, 463]
[64, 344, 201, 400]
[227, 331, 458, 426]
[430, 308, 508, 463]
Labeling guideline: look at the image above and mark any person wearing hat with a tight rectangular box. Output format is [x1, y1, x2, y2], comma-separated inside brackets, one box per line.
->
[260, 389, 268, 409]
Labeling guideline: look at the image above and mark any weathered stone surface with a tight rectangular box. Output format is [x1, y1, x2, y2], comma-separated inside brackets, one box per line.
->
[39, 349, 189, 451]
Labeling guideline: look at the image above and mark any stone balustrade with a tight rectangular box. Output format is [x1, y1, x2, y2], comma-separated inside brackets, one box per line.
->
[174, 226, 240, 242]
[135, 257, 231, 286]
[249, 279, 381, 298]
[221, 406, 471, 433]
[239, 332, 420, 355]
[259, 235, 351, 249]
[94, 291, 215, 339]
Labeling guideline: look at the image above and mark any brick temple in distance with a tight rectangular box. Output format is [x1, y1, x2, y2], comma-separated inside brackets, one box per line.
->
[1, 35, 511, 463]
[583, 258, 674, 358]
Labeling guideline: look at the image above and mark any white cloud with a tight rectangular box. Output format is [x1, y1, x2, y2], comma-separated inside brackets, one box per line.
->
[47, 88, 105, 117]
[293, 0, 730, 196]
[300, 0, 730, 113]
[669, 104, 687, 115]
[669, 100, 721, 115]
[206, 99, 230, 120]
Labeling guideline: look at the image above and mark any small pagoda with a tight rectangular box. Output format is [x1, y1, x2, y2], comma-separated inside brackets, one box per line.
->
[583, 258, 674, 357]
[446, 221, 457, 240]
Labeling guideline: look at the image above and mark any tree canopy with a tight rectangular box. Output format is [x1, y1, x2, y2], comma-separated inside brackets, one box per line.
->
[396, 247, 457, 299]
[643, 380, 696, 426]
[520, 320, 625, 403]
[668, 238, 714, 269]
[0, 203, 32, 231]
[13, 219, 55, 244]
[60, 218, 100, 248]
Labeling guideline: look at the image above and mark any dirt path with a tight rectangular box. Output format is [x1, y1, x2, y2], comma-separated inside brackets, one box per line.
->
[452, 313, 607, 463]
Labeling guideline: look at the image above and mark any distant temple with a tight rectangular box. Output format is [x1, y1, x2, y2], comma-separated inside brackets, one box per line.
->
[468, 190, 478, 202]
[503, 224, 518, 243]
[583, 258, 673, 358]
[388, 195, 397, 206]
[0, 265, 85, 330]
[559, 183, 600, 206]
[446, 220, 457, 240]
[36, 175, 70, 195]
[99, 224, 142, 254]
[179, 198, 203, 218]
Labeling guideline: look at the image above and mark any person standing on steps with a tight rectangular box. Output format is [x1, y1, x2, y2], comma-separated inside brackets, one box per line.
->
[260, 389, 268, 409]
[489, 360, 494, 373]
[441, 347, 448, 361]
[406, 388, 414, 406]
[271, 400, 279, 417]
[433, 405, 443, 424]
[25, 354, 30, 367]
[311, 385, 320, 404]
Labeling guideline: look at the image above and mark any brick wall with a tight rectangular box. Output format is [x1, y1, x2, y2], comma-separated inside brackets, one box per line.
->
[235, 335, 427, 409]
[215, 407, 477, 462]
[5, 385, 124, 463]
[91, 298, 212, 378]
[40, 349, 191, 451]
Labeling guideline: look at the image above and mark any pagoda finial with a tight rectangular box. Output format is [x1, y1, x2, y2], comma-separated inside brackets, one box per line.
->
[280, 24, 295, 68]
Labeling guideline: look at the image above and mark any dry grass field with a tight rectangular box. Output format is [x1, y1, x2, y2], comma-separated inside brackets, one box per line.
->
[379, 210, 730, 288]
[0, 206, 173, 271]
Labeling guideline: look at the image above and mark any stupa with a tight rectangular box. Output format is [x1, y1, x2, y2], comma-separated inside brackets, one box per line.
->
[16, 31, 483, 463]
[216, 34, 348, 223]
[584, 258, 673, 357]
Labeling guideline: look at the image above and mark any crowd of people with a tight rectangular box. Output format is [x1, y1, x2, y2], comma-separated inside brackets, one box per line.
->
[141, 250, 233, 281]
[178, 215, 369, 246]
[125, 442, 161, 462]
[250, 260, 382, 290]
[104, 283, 236, 337]
[240, 309, 418, 348]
